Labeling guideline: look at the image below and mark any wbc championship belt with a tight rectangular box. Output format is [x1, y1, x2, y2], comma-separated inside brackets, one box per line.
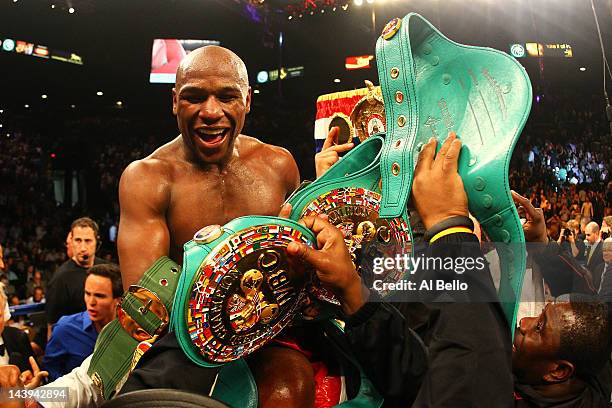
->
[292, 12, 532, 331]
[172, 216, 317, 366]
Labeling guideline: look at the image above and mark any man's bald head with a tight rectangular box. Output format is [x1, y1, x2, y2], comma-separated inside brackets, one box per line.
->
[175, 46, 249, 91]
[586, 222, 600, 234]
[585, 221, 600, 245]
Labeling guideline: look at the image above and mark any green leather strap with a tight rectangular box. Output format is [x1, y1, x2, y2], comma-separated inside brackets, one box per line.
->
[88, 256, 181, 399]
[211, 359, 258, 408]
[121, 293, 164, 335]
[377, 18, 419, 219]
[375, 13, 532, 330]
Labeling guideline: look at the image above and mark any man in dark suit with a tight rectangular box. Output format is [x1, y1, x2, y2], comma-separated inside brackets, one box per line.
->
[596, 238, 612, 302]
[585, 222, 605, 287]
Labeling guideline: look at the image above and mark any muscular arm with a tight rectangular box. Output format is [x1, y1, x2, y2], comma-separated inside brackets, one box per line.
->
[118, 160, 171, 289]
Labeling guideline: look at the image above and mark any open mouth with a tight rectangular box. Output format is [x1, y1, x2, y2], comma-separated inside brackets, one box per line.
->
[195, 128, 228, 147]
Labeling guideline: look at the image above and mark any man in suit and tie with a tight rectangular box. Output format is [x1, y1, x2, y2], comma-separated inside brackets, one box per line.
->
[585, 222, 605, 286]
[596, 238, 612, 302]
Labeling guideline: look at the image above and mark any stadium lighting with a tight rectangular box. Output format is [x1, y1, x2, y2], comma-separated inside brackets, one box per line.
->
[24, 104, 29, 108]
[288, 15, 292, 20]
[579, 67, 586, 72]
[334, 78, 341, 83]
[96, 91, 104, 96]
[41, 94, 48, 99]
[70, 104, 76, 108]
[51, 4, 55, 8]
[68, 7, 75, 13]
[116, 101, 123, 106]
[354, 0, 363, 6]
[0, 110, 3, 114]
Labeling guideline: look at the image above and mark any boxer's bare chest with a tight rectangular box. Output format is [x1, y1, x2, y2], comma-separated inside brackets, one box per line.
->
[165, 160, 287, 258]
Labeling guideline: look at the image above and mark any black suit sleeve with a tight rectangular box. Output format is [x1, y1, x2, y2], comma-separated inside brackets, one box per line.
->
[344, 233, 513, 407]
[533, 240, 596, 296]
[344, 292, 428, 404]
[4, 327, 35, 372]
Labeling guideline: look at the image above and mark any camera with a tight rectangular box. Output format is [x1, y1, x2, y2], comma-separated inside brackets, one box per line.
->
[563, 228, 573, 238]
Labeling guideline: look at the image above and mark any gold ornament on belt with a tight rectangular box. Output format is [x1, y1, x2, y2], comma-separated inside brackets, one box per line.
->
[349, 80, 386, 142]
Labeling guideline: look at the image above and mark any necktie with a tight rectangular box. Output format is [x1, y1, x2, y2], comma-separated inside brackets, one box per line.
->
[586, 246, 592, 263]
[587, 246, 594, 264]
[599, 264, 609, 293]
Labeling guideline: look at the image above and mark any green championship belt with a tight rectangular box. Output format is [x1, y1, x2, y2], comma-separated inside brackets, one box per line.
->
[377, 13, 531, 329]
[290, 12, 531, 330]
[288, 134, 413, 309]
[171, 216, 316, 366]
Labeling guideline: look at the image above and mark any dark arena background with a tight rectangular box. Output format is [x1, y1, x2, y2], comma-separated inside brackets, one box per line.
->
[0, 0, 611, 407]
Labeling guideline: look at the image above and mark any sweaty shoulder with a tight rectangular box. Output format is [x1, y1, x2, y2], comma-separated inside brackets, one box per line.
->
[119, 139, 183, 206]
[238, 135, 300, 191]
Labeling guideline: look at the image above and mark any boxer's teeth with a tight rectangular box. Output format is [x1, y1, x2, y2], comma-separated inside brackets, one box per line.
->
[196, 128, 227, 142]
[197, 128, 226, 136]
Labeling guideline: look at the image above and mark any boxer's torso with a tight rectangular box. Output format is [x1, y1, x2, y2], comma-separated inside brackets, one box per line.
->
[149, 134, 297, 263]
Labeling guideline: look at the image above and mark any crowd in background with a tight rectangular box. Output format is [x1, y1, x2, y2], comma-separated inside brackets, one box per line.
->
[0, 90, 610, 350]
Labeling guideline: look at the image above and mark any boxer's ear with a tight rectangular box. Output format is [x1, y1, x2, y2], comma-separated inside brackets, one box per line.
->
[245, 86, 252, 114]
[172, 88, 178, 115]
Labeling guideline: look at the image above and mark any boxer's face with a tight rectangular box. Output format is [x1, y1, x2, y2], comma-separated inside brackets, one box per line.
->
[173, 59, 251, 165]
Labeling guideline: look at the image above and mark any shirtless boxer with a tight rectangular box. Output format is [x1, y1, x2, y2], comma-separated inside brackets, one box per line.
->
[117, 45, 346, 407]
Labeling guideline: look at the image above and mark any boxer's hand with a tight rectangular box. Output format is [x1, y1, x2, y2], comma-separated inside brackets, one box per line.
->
[412, 132, 469, 230]
[19, 357, 48, 389]
[278, 203, 292, 219]
[511, 190, 548, 243]
[287, 216, 368, 315]
[315, 127, 354, 178]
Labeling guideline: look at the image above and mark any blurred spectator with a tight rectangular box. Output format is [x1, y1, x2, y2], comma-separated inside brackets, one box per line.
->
[43, 264, 121, 380]
[601, 216, 611, 240]
[25, 270, 47, 299]
[596, 238, 612, 300]
[26, 287, 45, 304]
[9, 294, 20, 306]
[585, 222, 604, 281]
[45, 217, 107, 338]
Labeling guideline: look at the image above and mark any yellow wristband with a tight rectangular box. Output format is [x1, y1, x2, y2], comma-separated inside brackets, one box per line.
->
[429, 227, 473, 244]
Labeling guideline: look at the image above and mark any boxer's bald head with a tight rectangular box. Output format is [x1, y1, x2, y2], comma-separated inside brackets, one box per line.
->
[175, 46, 249, 92]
